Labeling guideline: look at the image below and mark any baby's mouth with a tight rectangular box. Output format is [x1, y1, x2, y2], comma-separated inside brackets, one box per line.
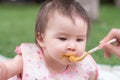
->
[63, 52, 79, 62]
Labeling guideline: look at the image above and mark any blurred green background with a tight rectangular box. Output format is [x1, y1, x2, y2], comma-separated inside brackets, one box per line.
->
[0, 2, 120, 65]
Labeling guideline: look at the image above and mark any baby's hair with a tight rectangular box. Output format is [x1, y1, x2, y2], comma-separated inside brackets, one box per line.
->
[35, 0, 90, 43]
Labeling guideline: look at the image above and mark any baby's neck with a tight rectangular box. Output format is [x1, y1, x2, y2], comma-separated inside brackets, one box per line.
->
[44, 56, 69, 74]
[47, 63, 69, 74]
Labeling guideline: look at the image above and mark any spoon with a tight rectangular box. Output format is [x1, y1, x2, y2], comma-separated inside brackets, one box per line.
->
[66, 39, 117, 62]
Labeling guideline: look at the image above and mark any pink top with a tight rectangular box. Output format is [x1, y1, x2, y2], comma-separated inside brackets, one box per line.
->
[9, 43, 98, 80]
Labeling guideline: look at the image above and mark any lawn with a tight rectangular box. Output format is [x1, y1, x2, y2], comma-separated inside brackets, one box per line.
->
[0, 3, 120, 65]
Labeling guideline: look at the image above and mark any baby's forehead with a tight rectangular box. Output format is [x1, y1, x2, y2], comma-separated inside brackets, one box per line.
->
[48, 10, 84, 23]
[47, 11, 87, 30]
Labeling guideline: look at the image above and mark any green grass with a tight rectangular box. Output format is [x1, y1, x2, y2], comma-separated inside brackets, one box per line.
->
[0, 4, 120, 65]
[0, 3, 40, 57]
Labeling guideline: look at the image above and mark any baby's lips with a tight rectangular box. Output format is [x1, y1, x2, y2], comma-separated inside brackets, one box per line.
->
[62, 52, 79, 62]
[63, 52, 77, 57]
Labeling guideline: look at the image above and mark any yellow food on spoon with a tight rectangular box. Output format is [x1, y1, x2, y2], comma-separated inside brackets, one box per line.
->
[63, 52, 90, 62]
[68, 52, 90, 62]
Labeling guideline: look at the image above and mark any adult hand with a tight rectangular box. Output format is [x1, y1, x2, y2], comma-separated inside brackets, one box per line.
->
[99, 28, 120, 58]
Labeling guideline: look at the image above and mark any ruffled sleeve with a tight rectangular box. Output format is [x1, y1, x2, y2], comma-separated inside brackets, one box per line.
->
[15, 46, 22, 55]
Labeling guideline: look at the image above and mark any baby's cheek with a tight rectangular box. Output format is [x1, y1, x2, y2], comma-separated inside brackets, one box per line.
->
[77, 49, 85, 56]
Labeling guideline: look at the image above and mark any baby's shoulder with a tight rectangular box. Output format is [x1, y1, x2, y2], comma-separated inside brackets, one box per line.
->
[20, 43, 38, 49]
[15, 43, 42, 55]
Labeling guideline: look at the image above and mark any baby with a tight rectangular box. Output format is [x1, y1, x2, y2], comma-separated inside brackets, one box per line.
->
[0, 0, 98, 80]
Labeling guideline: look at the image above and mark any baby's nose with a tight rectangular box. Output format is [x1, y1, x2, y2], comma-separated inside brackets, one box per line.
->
[67, 47, 76, 51]
[66, 43, 76, 51]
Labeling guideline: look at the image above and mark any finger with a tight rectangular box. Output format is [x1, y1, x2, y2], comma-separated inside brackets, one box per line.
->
[111, 46, 120, 57]
[103, 48, 111, 59]
[105, 43, 120, 57]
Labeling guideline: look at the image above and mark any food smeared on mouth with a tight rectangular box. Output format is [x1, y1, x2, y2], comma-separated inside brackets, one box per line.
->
[63, 52, 90, 62]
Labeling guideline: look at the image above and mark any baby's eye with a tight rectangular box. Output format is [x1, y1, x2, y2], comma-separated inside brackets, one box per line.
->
[58, 37, 67, 41]
[76, 39, 83, 42]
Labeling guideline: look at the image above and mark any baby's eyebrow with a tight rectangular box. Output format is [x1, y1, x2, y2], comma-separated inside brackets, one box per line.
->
[77, 34, 86, 38]
[56, 31, 87, 38]
[56, 32, 68, 36]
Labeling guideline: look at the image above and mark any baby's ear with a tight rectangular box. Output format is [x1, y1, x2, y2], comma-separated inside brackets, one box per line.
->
[36, 32, 45, 48]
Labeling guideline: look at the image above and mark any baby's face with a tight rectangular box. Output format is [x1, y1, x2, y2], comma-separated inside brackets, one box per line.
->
[40, 11, 88, 65]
